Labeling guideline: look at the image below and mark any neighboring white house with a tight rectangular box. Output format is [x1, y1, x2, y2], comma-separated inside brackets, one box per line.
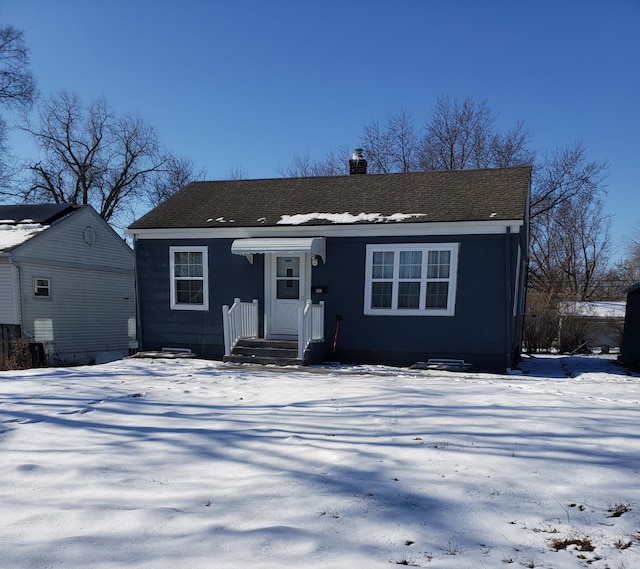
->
[0, 204, 136, 365]
[558, 301, 626, 352]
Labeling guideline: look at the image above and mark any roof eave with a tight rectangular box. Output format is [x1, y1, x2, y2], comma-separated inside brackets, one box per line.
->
[128, 219, 525, 240]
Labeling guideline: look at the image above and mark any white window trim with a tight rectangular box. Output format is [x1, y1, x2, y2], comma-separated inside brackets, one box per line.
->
[169, 246, 209, 311]
[364, 243, 459, 316]
[33, 277, 51, 299]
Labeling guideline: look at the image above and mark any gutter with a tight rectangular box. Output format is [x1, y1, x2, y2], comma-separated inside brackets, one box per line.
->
[9, 253, 21, 328]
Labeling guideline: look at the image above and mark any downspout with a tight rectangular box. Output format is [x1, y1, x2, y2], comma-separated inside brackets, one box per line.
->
[505, 226, 512, 371]
[9, 254, 25, 334]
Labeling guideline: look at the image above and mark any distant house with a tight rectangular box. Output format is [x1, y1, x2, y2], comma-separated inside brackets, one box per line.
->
[127, 153, 531, 372]
[620, 283, 640, 368]
[558, 301, 626, 352]
[0, 204, 136, 365]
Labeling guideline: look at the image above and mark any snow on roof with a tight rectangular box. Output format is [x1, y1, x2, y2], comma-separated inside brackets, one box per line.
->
[559, 301, 626, 318]
[277, 212, 427, 225]
[0, 222, 46, 252]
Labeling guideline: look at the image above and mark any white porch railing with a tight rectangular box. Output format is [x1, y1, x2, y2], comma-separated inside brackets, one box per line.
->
[298, 300, 325, 360]
[222, 298, 259, 356]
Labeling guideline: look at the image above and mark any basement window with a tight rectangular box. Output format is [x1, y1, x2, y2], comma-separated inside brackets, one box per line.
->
[364, 243, 458, 316]
[34, 278, 51, 298]
[169, 246, 209, 310]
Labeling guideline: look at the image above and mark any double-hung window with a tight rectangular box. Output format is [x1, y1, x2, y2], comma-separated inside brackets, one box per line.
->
[170, 246, 209, 310]
[364, 243, 458, 316]
[34, 278, 51, 298]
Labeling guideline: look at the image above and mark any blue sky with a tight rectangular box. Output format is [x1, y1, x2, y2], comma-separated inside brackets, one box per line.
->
[2, 0, 639, 251]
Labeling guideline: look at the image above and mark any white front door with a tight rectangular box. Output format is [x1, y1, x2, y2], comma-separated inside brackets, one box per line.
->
[266, 254, 309, 338]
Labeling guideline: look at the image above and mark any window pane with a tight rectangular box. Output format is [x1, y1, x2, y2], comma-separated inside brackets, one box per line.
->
[176, 280, 204, 304]
[188, 252, 204, 276]
[398, 282, 420, 308]
[174, 251, 203, 278]
[277, 279, 300, 299]
[174, 251, 189, 276]
[372, 251, 394, 279]
[425, 282, 449, 308]
[399, 250, 422, 279]
[34, 279, 50, 297]
[427, 250, 450, 279]
[371, 281, 392, 308]
[276, 257, 300, 278]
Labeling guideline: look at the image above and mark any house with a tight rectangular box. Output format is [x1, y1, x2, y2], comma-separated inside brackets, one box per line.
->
[557, 301, 626, 353]
[127, 153, 531, 372]
[0, 204, 136, 365]
[620, 283, 640, 368]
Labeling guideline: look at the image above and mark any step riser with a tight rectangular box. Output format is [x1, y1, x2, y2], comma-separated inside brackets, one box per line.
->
[233, 348, 298, 358]
[235, 339, 297, 350]
[226, 338, 303, 365]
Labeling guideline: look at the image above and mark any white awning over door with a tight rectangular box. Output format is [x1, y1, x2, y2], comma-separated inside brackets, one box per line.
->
[231, 237, 326, 263]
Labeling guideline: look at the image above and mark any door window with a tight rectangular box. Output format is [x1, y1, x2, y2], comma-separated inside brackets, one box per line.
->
[276, 257, 300, 299]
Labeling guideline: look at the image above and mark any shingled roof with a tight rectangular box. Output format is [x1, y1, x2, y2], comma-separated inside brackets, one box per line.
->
[0, 204, 78, 225]
[129, 166, 531, 230]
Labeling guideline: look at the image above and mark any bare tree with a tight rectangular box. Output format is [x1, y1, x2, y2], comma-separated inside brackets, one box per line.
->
[530, 142, 607, 220]
[0, 26, 36, 109]
[530, 191, 612, 301]
[283, 98, 532, 177]
[607, 225, 640, 292]
[419, 96, 495, 170]
[19, 91, 200, 227]
[523, 141, 610, 351]
[417, 96, 534, 171]
[278, 151, 316, 177]
[279, 146, 350, 177]
[0, 119, 15, 188]
[352, 98, 532, 175]
[224, 165, 248, 181]
[490, 121, 532, 167]
[148, 154, 206, 204]
[523, 289, 561, 353]
[625, 223, 640, 274]
[0, 25, 36, 191]
[361, 111, 420, 173]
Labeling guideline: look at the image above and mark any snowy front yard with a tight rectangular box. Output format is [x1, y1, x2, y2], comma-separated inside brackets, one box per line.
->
[1, 355, 638, 568]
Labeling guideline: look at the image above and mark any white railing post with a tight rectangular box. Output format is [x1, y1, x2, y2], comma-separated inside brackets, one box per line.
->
[223, 298, 259, 357]
[298, 308, 302, 360]
[298, 300, 313, 360]
[251, 298, 259, 337]
[313, 300, 325, 341]
[298, 299, 325, 361]
[222, 303, 231, 356]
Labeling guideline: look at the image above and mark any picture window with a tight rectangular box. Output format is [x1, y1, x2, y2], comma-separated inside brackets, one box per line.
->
[364, 243, 458, 316]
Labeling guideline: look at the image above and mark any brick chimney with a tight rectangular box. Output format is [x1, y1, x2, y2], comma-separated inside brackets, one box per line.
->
[349, 148, 367, 175]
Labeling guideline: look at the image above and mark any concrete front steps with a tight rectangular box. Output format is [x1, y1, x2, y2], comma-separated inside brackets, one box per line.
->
[223, 338, 302, 366]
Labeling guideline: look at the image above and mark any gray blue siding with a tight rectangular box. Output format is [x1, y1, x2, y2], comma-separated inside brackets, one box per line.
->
[136, 238, 264, 358]
[135, 228, 526, 372]
[312, 233, 523, 370]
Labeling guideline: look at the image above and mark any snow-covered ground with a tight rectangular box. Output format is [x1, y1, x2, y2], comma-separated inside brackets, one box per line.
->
[1, 354, 638, 568]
